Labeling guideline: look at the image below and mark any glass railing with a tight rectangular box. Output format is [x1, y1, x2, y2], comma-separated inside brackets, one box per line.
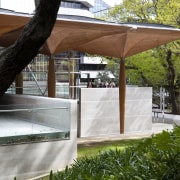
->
[0, 103, 70, 145]
[7, 83, 84, 99]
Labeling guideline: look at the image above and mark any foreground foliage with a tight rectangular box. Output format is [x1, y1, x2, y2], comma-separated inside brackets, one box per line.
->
[49, 126, 180, 180]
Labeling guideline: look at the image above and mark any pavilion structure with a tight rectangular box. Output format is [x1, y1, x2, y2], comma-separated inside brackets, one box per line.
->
[0, 11, 180, 133]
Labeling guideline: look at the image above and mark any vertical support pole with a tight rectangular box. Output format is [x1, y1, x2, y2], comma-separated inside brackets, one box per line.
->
[162, 88, 165, 123]
[48, 56, 56, 98]
[15, 72, 23, 94]
[68, 51, 76, 99]
[119, 58, 126, 134]
[69, 58, 75, 99]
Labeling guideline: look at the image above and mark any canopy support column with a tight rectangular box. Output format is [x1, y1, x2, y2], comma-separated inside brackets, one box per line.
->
[69, 51, 76, 99]
[15, 72, 23, 94]
[48, 56, 56, 98]
[119, 58, 126, 134]
[69, 58, 75, 99]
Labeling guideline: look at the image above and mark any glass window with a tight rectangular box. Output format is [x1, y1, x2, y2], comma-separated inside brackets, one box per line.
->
[61, 1, 88, 10]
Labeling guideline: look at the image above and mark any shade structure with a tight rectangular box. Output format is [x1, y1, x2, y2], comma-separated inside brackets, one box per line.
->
[1, 12, 180, 57]
[47, 22, 180, 58]
[1, 10, 180, 134]
[0, 13, 29, 36]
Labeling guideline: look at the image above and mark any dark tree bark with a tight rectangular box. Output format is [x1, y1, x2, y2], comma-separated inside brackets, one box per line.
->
[0, 0, 61, 96]
[166, 50, 179, 114]
[174, 74, 180, 114]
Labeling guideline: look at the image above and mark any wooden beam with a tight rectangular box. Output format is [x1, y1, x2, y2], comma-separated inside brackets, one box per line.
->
[69, 58, 75, 99]
[15, 72, 23, 94]
[48, 57, 56, 98]
[68, 51, 76, 99]
[119, 58, 126, 134]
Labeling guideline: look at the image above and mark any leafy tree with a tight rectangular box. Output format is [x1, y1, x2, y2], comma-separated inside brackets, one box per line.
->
[0, 0, 61, 95]
[105, 0, 180, 114]
[97, 57, 120, 84]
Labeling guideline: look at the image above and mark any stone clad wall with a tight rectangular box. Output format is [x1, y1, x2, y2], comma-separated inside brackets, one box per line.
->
[0, 94, 77, 180]
[79, 87, 152, 137]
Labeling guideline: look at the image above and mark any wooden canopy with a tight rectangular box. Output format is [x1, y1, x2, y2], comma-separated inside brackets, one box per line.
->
[1, 12, 180, 58]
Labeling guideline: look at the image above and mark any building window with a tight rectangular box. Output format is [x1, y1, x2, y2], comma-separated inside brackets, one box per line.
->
[61, 1, 89, 10]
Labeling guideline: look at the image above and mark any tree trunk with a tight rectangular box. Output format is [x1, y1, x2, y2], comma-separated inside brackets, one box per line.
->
[0, 0, 61, 96]
[175, 74, 180, 114]
[166, 50, 178, 114]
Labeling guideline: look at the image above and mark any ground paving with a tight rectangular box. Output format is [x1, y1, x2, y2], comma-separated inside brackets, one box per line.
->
[77, 123, 174, 144]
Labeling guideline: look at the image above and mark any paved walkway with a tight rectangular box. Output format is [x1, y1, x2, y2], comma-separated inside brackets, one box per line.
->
[77, 123, 174, 144]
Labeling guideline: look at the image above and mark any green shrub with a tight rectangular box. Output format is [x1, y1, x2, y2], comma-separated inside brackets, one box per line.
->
[50, 126, 180, 180]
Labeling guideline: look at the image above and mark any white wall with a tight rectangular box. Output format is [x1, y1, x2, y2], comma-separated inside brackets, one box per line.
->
[1, 0, 35, 13]
[0, 94, 77, 180]
[58, 7, 94, 17]
[1, 0, 94, 17]
[79, 87, 152, 137]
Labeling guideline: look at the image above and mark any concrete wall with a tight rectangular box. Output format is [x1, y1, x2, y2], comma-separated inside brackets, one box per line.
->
[0, 94, 77, 180]
[153, 112, 180, 125]
[79, 87, 152, 137]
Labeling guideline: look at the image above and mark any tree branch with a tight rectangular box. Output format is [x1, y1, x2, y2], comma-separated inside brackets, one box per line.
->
[0, 0, 61, 95]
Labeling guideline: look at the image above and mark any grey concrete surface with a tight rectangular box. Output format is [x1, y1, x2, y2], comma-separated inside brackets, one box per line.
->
[152, 112, 180, 125]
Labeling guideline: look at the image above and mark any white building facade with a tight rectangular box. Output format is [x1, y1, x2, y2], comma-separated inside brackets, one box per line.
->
[0, 0, 94, 17]
[59, 0, 94, 17]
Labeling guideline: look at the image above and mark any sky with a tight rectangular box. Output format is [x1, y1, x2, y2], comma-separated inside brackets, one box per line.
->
[103, 0, 123, 7]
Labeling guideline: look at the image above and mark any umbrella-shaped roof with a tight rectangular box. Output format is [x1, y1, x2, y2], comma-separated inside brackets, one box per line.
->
[0, 10, 30, 36]
[48, 18, 180, 58]
[0, 11, 180, 58]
